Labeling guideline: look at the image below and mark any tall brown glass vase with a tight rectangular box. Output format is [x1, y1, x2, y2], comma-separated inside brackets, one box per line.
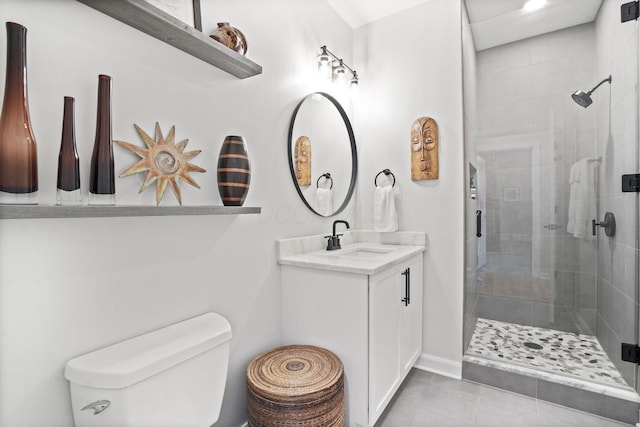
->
[0, 22, 38, 204]
[89, 74, 115, 205]
[57, 96, 81, 205]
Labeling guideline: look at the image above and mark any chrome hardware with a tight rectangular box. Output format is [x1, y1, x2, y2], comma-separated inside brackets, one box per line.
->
[592, 212, 616, 237]
[622, 343, 640, 364]
[401, 268, 410, 306]
[326, 220, 350, 250]
[622, 173, 640, 192]
[81, 400, 110, 415]
[622, 1, 639, 22]
[374, 169, 396, 187]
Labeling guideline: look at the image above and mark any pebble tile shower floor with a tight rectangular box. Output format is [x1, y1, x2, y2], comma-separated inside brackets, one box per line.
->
[466, 318, 630, 389]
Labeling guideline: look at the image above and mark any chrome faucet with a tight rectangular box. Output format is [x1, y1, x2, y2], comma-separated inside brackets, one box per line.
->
[326, 220, 350, 251]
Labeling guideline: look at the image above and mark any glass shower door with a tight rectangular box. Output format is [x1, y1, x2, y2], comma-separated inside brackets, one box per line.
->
[476, 126, 558, 332]
[593, 7, 639, 392]
[471, 10, 640, 391]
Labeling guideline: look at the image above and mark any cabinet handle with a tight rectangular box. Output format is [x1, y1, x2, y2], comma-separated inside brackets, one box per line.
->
[407, 267, 411, 305]
[401, 268, 410, 306]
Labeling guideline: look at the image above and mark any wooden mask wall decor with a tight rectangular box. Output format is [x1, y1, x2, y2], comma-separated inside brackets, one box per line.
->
[411, 117, 439, 180]
[294, 135, 311, 186]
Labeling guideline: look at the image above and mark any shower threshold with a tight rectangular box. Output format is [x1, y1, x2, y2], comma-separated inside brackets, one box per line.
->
[463, 318, 640, 424]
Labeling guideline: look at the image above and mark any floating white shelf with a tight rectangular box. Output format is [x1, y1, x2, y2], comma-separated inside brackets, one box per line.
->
[0, 205, 261, 219]
[76, 0, 262, 79]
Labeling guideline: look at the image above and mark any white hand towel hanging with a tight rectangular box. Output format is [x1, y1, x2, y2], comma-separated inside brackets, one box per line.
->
[566, 160, 580, 234]
[315, 187, 333, 216]
[572, 158, 597, 237]
[373, 185, 398, 232]
[567, 158, 596, 237]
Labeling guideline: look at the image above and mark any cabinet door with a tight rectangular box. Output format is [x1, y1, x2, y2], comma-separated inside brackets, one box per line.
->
[369, 266, 401, 423]
[399, 257, 423, 375]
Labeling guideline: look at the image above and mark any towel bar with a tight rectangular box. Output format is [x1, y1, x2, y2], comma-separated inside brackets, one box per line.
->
[317, 173, 333, 189]
[375, 169, 395, 187]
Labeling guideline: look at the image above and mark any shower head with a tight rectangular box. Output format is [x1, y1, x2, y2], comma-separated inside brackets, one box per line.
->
[571, 90, 592, 108]
[571, 75, 612, 108]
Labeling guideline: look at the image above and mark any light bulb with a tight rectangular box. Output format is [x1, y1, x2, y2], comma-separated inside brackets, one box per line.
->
[334, 62, 348, 89]
[317, 48, 332, 81]
[350, 72, 359, 87]
[523, 0, 547, 12]
[350, 72, 359, 96]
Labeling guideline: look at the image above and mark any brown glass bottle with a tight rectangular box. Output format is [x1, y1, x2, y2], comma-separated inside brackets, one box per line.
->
[0, 22, 38, 204]
[89, 74, 115, 205]
[56, 96, 81, 205]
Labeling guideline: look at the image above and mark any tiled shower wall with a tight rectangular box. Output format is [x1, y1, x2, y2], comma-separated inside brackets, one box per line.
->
[475, 23, 598, 334]
[594, 0, 638, 388]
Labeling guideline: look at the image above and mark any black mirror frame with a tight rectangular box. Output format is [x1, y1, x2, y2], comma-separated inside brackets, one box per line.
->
[287, 92, 358, 217]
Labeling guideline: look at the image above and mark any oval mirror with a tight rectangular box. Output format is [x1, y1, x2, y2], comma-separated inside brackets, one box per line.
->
[287, 92, 357, 217]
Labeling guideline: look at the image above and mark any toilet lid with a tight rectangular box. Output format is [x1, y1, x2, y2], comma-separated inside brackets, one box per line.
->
[64, 312, 231, 389]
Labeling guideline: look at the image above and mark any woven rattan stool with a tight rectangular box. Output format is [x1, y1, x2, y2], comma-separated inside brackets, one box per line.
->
[246, 344, 345, 427]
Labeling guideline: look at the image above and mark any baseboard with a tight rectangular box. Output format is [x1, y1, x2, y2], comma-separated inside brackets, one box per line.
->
[414, 353, 462, 379]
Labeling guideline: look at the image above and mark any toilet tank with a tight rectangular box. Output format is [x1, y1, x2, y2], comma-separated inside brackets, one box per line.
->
[65, 312, 232, 427]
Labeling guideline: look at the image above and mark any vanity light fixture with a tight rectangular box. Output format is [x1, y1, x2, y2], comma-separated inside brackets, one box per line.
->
[317, 45, 359, 89]
[523, 0, 547, 12]
[317, 46, 332, 80]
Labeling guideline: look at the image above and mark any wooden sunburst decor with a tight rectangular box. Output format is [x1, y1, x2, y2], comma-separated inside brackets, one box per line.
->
[115, 123, 206, 205]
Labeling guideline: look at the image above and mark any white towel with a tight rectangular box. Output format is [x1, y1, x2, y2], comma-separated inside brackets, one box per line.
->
[567, 158, 596, 237]
[566, 161, 580, 234]
[315, 188, 333, 216]
[373, 185, 398, 232]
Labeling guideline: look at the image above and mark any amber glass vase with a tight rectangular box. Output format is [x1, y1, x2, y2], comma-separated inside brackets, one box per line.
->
[89, 74, 115, 205]
[56, 96, 81, 205]
[0, 22, 38, 204]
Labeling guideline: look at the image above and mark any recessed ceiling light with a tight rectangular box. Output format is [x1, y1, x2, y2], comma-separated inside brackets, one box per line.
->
[523, 0, 547, 12]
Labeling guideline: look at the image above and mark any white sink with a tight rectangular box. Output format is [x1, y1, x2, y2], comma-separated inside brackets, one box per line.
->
[276, 230, 426, 275]
[331, 247, 394, 258]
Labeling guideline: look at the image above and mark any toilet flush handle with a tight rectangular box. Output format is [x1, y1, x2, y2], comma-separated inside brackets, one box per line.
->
[81, 400, 110, 415]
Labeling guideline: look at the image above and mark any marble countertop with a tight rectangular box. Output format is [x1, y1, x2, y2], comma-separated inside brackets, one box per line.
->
[277, 230, 426, 275]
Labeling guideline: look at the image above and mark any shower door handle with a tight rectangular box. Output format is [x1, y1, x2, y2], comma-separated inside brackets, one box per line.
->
[592, 212, 616, 237]
[476, 210, 482, 238]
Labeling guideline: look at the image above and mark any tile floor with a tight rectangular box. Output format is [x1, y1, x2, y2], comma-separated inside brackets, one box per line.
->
[374, 369, 631, 426]
[466, 318, 629, 389]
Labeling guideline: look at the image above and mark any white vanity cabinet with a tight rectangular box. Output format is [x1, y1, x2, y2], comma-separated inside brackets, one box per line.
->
[281, 253, 423, 427]
[369, 256, 423, 423]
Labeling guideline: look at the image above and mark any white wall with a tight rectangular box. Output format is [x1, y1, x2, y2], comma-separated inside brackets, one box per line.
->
[0, 1, 355, 426]
[353, 0, 465, 377]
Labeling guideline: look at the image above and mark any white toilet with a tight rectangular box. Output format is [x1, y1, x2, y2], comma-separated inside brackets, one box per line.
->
[64, 312, 232, 427]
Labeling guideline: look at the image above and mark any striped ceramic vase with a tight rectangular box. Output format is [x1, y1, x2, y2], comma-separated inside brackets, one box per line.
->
[217, 135, 251, 206]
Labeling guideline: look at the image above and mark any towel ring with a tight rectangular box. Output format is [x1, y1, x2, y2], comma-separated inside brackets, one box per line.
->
[317, 173, 333, 189]
[374, 169, 395, 187]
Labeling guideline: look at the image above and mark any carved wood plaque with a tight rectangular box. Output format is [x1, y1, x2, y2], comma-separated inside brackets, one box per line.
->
[294, 136, 311, 186]
[411, 117, 439, 180]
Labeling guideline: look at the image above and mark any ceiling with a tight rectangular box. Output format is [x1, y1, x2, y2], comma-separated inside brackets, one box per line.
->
[465, 0, 603, 50]
[325, 0, 431, 29]
[327, 0, 604, 50]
